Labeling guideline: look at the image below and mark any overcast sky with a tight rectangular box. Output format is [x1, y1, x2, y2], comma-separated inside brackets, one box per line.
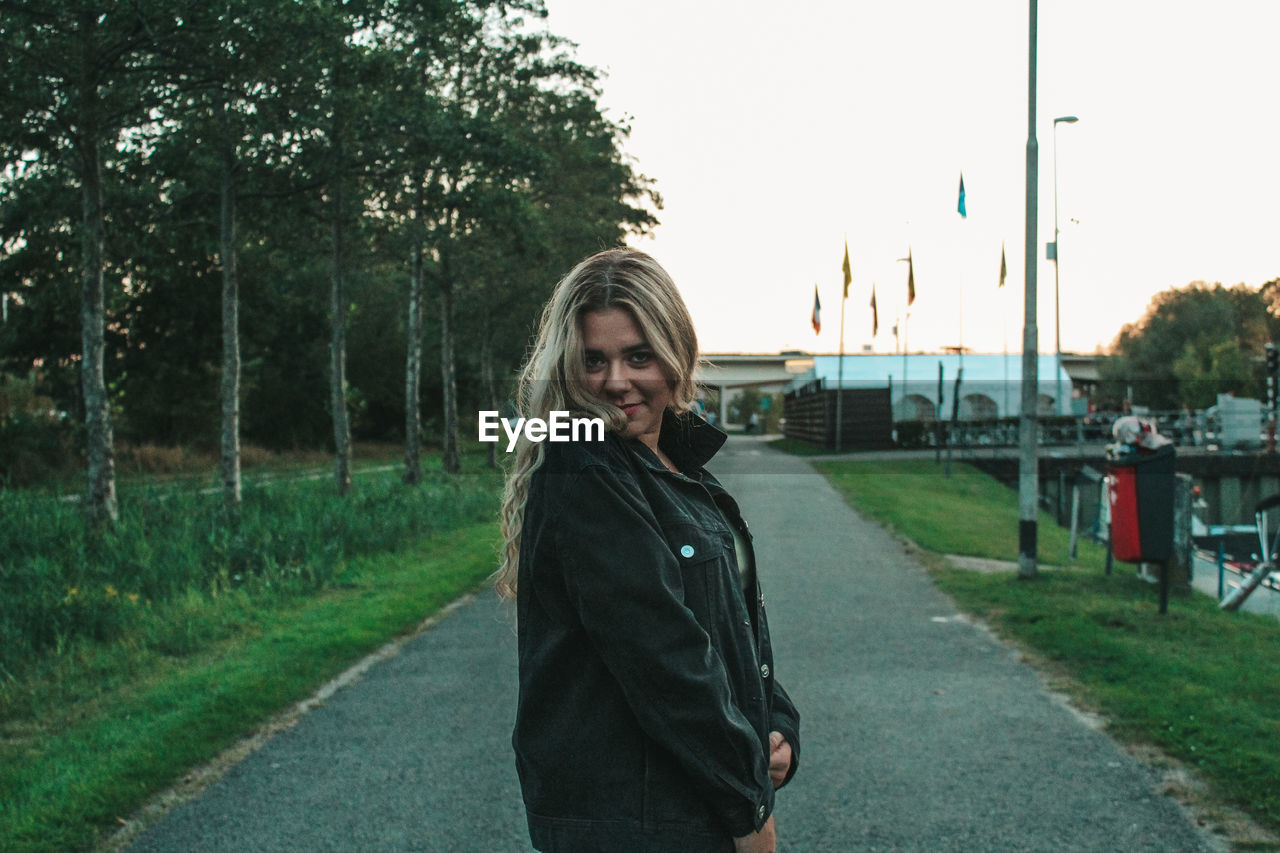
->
[539, 0, 1280, 357]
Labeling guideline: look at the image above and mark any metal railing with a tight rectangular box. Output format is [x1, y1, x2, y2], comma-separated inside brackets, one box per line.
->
[892, 409, 1256, 451]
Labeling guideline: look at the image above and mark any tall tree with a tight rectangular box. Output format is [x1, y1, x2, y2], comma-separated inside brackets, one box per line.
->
[0, 1, 191, 524]
[1104, 281, 1280, 409]
[373, 0, 524, 480]
[380, 5, 659, 475]
[403, 198, 428, 483]
[309, 0, 395, 494]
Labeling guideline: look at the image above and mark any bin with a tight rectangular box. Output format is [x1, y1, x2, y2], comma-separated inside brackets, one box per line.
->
[1107, 444, 1176, 563]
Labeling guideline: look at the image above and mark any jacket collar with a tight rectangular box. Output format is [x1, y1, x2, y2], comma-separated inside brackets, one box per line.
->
[627, 408, 726, 474]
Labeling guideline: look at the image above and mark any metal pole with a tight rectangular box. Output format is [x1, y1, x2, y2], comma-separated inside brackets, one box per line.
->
[936, 361, 944, 465]
[1159, 561, 1169, 615]
[1018, 0, 1040, 579]
[1051, 116, 1078, 419]
[1268, 353, 1276, 453]
[836, 289, 846, 452]
[903, 312, 909, 404]
[1053, 121, 1062, 418]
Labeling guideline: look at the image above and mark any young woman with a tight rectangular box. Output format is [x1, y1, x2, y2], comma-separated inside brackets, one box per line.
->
[496, 248, 800, 853]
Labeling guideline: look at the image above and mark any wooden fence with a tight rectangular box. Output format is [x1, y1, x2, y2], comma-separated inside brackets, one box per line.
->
[782, 385, 894, 450]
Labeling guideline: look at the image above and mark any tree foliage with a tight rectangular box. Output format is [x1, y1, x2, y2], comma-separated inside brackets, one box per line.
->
[0, 0, 660, 490]
[1103, 280, 1280, 409]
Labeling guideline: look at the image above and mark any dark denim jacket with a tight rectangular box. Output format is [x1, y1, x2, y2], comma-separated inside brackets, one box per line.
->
[513, 411, 800, 851]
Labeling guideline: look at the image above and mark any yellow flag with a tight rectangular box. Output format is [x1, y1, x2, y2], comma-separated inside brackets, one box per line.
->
[907, 248, 916, 306]
[870, 283, 878, 336]
[842, 241, 852, 299]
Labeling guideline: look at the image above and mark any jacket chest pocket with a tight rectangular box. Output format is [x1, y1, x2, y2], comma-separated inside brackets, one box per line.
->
[661, 522, 734, 629]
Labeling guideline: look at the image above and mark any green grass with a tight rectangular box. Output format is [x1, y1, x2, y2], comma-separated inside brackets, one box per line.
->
[763, 436, 835, 457]
[0, 521, 501, 853]
[1, 450, 503, 851]
[817, 458, 1280, 842]
[1, 463, 500, 670]
[814, 457, 1110, 569]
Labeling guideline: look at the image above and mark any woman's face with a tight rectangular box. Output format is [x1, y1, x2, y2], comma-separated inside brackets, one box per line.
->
[580, 307, 673, 450]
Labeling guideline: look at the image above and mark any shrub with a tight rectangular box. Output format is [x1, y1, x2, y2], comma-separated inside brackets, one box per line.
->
[0, 373, 76, 487]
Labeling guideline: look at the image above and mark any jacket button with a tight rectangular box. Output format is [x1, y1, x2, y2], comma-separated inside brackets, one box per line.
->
[760, 663, 770, 679]
[680, 544, 695, 558]
[757, 805, 768, 821]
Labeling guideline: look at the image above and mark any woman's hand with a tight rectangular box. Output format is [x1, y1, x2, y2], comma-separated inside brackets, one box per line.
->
[768, 731, 792, 789]
[733, 815, 776, 853]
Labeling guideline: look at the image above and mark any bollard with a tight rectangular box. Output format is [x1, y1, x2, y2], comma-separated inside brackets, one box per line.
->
[1068, 483, 1081, 561]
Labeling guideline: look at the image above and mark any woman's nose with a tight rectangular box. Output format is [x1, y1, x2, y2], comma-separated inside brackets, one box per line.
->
[603, 361, 630, 392]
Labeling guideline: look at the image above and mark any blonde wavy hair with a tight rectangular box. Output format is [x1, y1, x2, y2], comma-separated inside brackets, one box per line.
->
[493, 248, 701, 599]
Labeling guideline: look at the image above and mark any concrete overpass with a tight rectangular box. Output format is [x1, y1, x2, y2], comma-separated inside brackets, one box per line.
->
[696, 351, 1109, 425]
[696, 353, 814, 425]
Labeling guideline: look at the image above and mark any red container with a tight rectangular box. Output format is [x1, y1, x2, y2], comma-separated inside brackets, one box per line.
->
[1108, 465, 1143, 562]
[1107, 445, 1175, 563]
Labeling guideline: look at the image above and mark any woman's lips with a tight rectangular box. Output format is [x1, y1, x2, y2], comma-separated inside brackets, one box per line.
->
[620, 403, 640, 416]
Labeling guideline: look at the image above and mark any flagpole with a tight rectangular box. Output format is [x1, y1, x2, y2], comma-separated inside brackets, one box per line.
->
[836, 241, 853, 452]
[903, 311, 909, 413]
[1003, 295, 1010, 417]
[957, 173, 966, 370]
[897, 250, 914, 418]
[1000, 241, 1010, 418]
[836, 288, 845, 453]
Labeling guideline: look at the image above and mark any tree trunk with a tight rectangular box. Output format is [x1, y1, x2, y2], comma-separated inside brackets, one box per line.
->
[219, 144, 242, 511]
[79, 127, 117, 526]
[330, 182, 352, 495]
[403, 230, 425, 485]
[481, 305, 497, 470]
[439, 260, 460, 475]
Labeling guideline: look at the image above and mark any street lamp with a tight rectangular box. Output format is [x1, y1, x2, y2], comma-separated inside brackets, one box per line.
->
[1018, 0, 1040, 580]
[1051, 115, 1078, 416]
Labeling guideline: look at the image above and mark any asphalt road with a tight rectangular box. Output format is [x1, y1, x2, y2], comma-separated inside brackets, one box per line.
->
[123, 437, 1221, 852]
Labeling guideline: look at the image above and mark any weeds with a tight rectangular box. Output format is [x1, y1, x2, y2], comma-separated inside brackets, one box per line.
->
[0, 469, 500, 684]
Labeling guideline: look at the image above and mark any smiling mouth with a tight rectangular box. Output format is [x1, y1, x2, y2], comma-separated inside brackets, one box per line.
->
[619, 403, 641, 415]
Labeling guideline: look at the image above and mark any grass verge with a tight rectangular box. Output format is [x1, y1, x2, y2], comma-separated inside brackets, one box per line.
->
[816, 458, 1280, 844]
[762, 437, 835, 457]
[0, 522, 500, 853]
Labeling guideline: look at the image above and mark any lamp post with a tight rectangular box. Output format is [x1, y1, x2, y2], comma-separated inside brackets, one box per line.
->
[1018, 0, 1040, 579]
[1051, 115, 1078, 417]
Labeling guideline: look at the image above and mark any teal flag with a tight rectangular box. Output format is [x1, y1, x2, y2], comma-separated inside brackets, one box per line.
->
[957, 173, 967, 218]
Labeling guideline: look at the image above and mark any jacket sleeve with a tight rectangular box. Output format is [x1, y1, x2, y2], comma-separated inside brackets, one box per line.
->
[553, 464, 774, 837]
[769, 680, 801, 788]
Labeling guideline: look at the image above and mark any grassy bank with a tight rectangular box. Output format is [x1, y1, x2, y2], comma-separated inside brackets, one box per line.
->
[1, 456, 503, 852]
[1, 521, 502, 853]
[816, 458, 1280, 843]
[761, 436, 834, 457]
[1, 460, 498, 670]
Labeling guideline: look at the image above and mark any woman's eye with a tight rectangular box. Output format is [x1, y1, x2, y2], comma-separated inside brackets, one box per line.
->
[584, 355, 604, 370]
[629, 351, 653, 365]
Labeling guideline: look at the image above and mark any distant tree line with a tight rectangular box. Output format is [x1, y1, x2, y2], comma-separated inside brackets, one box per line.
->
[0, 0, 659, 521]
[1101, 279, 1280, 411]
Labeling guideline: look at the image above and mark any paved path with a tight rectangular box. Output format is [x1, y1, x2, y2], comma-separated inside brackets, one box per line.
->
[124, 438, 1220, 852]
[1192, 552, 1280, 620]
